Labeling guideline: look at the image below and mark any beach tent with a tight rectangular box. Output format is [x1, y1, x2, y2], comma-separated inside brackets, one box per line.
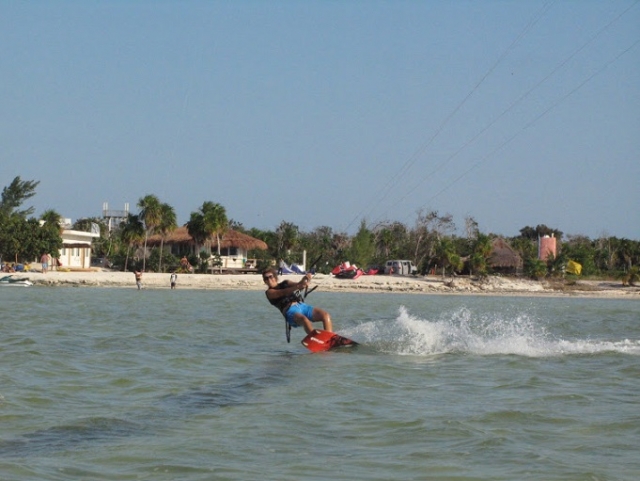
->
[279, 263, 294, 274]
[566, 260, 582, 275]
[277, 260, 306, 274]
[290, 264, 306, 274]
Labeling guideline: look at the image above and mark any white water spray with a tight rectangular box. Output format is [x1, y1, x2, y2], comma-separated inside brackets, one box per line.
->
[345, 306, 640, 357]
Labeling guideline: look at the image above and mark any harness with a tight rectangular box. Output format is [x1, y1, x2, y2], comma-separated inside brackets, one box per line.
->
[284, 289, 305, 343]
[285, 283, 322, 342]
[268, 281, 319, 343]
[268, 283, 304, 313]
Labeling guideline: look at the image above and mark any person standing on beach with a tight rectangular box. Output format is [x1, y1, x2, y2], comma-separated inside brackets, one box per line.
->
[134, 270, 143, 290]
[262, 268, 333, 335]
[41, 253, 50, 273]
[170, 272, 177, 289]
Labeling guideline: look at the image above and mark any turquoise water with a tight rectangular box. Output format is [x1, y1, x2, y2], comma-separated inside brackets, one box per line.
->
[1, 287, 639, 480]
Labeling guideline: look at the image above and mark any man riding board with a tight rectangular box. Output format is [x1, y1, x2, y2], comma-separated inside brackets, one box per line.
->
[262, 268, 332, 335]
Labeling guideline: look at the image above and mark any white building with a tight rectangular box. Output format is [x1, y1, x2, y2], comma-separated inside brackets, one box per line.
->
[58, 229, 100, 269]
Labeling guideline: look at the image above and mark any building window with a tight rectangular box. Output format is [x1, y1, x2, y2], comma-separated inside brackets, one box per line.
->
[220, 247, 238, 256]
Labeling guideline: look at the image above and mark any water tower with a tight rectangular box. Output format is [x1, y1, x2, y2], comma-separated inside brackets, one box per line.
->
[538, 234, 557, 261]
[102, 202, 130, 232]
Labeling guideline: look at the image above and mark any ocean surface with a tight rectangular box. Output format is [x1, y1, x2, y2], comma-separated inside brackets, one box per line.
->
[1, 287, 639, 481]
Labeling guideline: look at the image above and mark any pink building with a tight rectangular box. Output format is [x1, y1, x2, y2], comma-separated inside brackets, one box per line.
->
[538, 235, 557, 261]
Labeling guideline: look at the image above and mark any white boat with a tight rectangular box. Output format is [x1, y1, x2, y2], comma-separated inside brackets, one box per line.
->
[0, 275, 34, 287]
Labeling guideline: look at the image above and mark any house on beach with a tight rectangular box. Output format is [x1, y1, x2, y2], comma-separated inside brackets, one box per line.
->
[59, 228, 100, 269]
[147, 226, 268, 271]
[488, 238, 523, 275]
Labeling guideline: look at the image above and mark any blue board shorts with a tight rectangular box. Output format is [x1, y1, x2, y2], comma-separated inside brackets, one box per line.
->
[285, 303, 314, 328]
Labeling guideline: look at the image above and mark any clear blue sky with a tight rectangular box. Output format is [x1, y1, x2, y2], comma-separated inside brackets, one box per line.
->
[2, 1, 638, 239]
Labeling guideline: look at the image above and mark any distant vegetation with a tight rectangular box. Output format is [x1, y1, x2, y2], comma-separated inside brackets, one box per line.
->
[0, 177, 62, 264]
[1, 177, 639, 284]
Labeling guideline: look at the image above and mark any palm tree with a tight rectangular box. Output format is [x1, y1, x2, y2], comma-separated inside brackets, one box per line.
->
[469, 233, 493, 278]
[40, 209, 63, 227]
[157, 203, 177, 273]
[435, 237, 462, 277]
[186, 210, 207, 255]
[120, 214, 145, 271]
[137, 195, 162, 271]
[186, 202, 228, 272]
[39, 209, 64, 264]
[201, 201, 228, 257]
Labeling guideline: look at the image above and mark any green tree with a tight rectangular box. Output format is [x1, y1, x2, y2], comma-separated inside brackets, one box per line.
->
[73, 217, 108, 236]
[275, 221, 299, 261]
[621, 266, 639, 286]
[374, 226, 394, 260]
[346, 220, 375, 268]
[614, 238, 639, 272]
[299, 226, 334, 273]
[373, 221, 411, 262]
[201, 202, 228, 257]
[469, 233, 493, 278]
[138, 195, 162, 271]
[0, 215, 61, 264]
[408, 210, 455, 274]
[157, 203, 177, 273]
[509, 236, 537, 263]
[545, 251, 568, 278]
[16, 218, 41, 263]
[434, 237, 462, 276]
[245, 227, 276, 270]
[519, 224, 563, 242]
[38, 209, 64, 262]
[40, 209, 62, 226]
[0, 216, 32, 263]
[186, 202, 228, 271]
[186, 211, 206, 258]
[0, 176, 40, 218]
[561, 235, 597, 276]
[331, 231, 351, 264]
[119, 214, 145, 271]
[73, 217, 110, 258]
[228, 219, 245, 232]
[524, 257, 547, 280]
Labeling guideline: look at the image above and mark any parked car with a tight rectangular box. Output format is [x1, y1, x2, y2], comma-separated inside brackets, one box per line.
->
[91, 257, 112, 268]
[384, 260, 418, 276]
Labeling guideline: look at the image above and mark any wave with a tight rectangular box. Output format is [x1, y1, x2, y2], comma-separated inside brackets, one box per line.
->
[345, 306, 640, 357]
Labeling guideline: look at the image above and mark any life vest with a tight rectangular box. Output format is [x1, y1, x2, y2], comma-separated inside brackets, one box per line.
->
[266, 281, 304, 316]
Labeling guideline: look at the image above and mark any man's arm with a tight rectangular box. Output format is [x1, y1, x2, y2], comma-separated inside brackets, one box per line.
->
[266, 277, 310, 301]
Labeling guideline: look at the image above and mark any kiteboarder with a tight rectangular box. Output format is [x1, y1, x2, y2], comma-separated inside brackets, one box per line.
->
[262, 268, 333, 334]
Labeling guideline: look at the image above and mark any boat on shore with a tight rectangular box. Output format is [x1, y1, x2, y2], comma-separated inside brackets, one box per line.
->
[0, 275, 33, 287]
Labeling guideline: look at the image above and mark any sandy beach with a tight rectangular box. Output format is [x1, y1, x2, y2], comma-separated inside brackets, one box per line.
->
[6, 269, 639, 299]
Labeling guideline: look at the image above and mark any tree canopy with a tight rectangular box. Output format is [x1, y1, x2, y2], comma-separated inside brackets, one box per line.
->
[1, 175, 639, 281]
[0, 176, 40, 218]
[0, 177, 62, 263]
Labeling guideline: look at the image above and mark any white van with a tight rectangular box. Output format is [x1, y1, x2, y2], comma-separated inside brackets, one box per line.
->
[384, 260, 418, 276]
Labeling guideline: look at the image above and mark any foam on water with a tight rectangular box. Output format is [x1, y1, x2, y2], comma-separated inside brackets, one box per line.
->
[346, 306, 640, 357]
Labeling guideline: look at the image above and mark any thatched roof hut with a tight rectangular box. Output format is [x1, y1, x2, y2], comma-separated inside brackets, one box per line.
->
[213, 229, 268, 251]
[488, 238, 523, 273]
[148, 227, 267, 251]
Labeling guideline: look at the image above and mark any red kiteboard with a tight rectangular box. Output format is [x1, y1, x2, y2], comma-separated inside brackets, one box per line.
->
[301, 329, 358, 353]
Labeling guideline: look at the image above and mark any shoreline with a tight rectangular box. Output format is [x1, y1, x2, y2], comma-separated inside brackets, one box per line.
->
[6, 270, 639, 299]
